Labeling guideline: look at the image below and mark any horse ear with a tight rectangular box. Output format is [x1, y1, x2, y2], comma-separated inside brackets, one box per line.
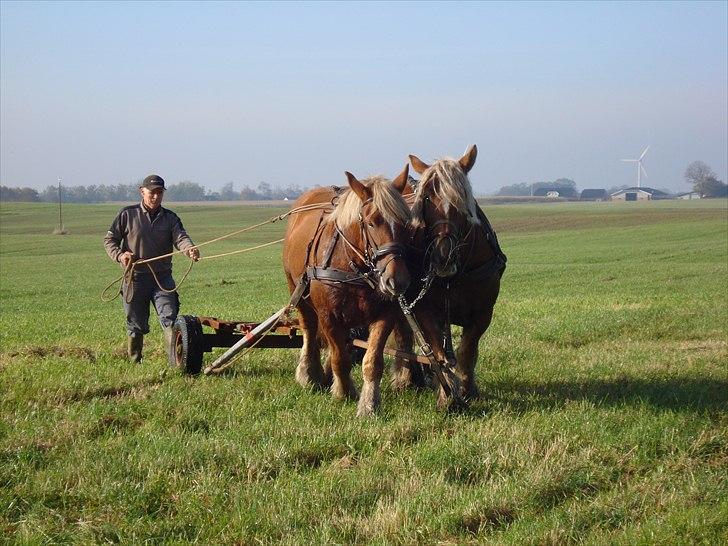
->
[459, 144, 478, 173]
[409, 154, 430, 175]
[345, 171, 371, 202]
[402, 178, 415, 196]
[392, 164, 409, 194]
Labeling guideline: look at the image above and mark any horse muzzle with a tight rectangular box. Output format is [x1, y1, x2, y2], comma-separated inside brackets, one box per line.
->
[372, 243, 410, 297]
[430, 236, 459, 278]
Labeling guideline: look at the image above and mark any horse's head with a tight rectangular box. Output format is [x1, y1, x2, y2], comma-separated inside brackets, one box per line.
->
[409, 145, 480, 278]
[330, 166, 412, 297]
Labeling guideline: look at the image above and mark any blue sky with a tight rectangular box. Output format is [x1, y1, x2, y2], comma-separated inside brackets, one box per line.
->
[1, 1, 726, 194]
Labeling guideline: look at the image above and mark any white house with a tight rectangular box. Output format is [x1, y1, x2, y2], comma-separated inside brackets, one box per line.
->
[676, 191, 701, 200]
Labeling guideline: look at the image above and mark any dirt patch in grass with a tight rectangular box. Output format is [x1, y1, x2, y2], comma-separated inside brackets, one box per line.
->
[67, 377, 165, 403]
[88, 414, 145, 439]
[677, 340, 727, 352]
[6, 345, 97, 362]
[288, 444, 350, 470]
[460, 504, 518, 534]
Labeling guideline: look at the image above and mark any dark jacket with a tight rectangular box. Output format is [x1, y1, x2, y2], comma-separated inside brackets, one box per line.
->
[104, 203, 195, 275]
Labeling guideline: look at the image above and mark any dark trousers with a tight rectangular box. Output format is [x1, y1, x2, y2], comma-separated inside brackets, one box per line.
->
[121, 272, 179, 336]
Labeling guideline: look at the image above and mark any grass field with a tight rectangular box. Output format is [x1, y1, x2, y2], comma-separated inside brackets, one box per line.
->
[1, 199, 727, 544]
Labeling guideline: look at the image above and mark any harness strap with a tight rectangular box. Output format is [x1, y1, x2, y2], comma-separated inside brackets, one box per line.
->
[306, 266, 375, 288]
[398, 295, 465, 406]
[457, 253, 507, 283]
[475, 205, 507, 273]
[320, 229, 340, 270]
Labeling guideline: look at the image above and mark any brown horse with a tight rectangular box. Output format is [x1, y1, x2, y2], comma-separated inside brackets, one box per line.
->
[393, 145, 506, 402]
[283, 167, 412, 416]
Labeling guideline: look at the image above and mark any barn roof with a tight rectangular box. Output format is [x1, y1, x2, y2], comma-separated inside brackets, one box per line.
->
[580, 189, 606, 199]
[610, 187, 670, 196]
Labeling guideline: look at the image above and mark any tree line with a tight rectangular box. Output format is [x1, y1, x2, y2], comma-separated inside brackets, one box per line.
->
[0, 181, 306, 203]
[493, 161, 726, 198]
[494, 178, 578, 196]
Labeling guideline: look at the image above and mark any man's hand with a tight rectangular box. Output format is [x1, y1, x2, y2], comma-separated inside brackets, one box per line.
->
[187, 248, 200, 261]
[119, 252, 134, 268]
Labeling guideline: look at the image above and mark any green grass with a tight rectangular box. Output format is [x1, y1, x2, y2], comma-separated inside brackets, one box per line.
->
[1, 199, 727, 544]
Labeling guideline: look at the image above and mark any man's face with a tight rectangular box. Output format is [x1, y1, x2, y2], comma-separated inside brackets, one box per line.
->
[140, 187, 164, 211]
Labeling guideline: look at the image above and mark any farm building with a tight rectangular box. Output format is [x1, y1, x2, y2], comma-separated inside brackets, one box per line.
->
[533, 187, 578, 199]
[580, 189, 607, 201]
[610, 187, 671, 201]
[676, 191, 701, 200]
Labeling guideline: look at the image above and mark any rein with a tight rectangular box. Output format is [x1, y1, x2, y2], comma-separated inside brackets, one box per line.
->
[101, 201, 334, 302]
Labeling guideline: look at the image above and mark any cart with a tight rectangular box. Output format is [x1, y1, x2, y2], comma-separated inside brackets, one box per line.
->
[171, 311, 433, 375]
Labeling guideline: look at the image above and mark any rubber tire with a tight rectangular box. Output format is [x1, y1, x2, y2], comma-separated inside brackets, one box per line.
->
[172, 315, 204, 374]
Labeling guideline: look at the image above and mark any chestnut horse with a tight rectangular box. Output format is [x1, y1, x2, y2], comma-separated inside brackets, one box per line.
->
[393, 145, 506, 401]
[283, 167, 412, 416]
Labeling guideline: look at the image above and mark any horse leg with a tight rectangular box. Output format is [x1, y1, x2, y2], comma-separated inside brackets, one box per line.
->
[294, 303, 326, 390]
[357, 318, 393, 417]
[408, 307, 466, 410]
[455, 307, 493, 399]
[390, 320, 427, 391]
[319, 318, 358, 401]
[321, 350, 333, 388]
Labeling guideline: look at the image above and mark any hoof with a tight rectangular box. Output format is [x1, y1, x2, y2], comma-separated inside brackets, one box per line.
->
[390, 377, 411, 392]
[436, 381, 469, 412]
[331, 378, 359, 401]
[356, 405, 376, 417]
[461, 382, 480, 400]
[390, 370, 427, 392]
[437, 393, 469, 413]
[356, 382, 381, 416]
[295, 364, 326, 390]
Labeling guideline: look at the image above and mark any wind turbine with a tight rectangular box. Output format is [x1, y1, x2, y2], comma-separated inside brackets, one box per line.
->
[621, 146, 649, 188]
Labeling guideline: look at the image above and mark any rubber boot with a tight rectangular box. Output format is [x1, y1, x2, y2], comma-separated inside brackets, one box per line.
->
[163, 327, 175, 367]
[127, 333, 144, 364]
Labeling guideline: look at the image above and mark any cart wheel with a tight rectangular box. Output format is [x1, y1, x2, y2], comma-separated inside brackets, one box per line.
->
[172, 315, 204, 374]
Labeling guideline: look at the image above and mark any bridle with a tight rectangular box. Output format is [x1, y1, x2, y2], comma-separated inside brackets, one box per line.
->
[335, 198, 407, 285]
[306, 192, 409, 292]
[420, 196, 474, 277]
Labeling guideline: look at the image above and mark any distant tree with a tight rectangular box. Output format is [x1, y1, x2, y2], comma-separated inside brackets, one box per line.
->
[220, 182, 239, 201]
[684, 161, 727, 197]
[257, 182, 272, 200]
[495, 183, 531, 196]
[239, 185, 258, 200]
[166, 181, 206, 201]
[697, 176, 728, 198]
[496, 178, 578, 196]
[0, 186, 40, 202]
[684, 161, 715, 188]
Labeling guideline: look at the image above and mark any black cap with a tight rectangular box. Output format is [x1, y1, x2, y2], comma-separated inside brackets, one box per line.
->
[141, 174, 165, 190]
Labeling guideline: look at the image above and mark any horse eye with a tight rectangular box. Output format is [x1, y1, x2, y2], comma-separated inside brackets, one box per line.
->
[368, 221, 375, 228]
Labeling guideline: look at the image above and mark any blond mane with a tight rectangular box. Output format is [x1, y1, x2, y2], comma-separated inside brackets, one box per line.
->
[411, 158, 480, 228]
[327, 176, 411, 229]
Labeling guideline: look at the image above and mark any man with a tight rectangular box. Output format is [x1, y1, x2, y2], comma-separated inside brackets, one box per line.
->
[104, 174, 200, 363]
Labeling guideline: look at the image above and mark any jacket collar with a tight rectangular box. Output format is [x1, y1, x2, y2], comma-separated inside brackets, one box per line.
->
[140, 201, 163, 220]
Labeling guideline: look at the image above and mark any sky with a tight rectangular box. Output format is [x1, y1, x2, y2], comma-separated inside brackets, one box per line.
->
[1, 1, 726, 195]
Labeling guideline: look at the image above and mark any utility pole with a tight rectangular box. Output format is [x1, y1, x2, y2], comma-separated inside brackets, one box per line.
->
[57, 177, 65, 233]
